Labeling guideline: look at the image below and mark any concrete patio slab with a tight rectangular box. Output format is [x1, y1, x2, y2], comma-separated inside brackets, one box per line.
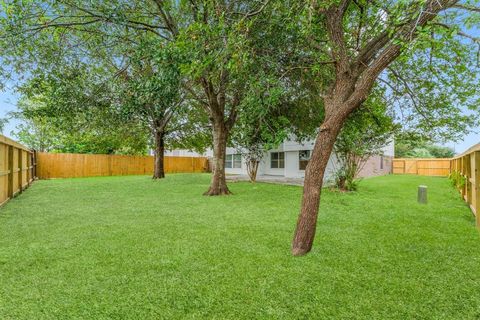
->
[226, 174, 305, 186]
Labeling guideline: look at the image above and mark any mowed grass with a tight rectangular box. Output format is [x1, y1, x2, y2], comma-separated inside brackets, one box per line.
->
[0, 174, 479, 319]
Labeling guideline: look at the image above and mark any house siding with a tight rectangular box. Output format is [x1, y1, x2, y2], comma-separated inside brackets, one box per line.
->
[224, 137, 394, 181]
[357, 155, 393, 178]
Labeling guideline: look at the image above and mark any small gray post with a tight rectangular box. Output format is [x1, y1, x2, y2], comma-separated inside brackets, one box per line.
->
[418, 185, 427, 204]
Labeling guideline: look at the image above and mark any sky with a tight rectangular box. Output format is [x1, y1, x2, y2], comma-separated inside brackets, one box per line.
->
[0, 87, 20, 137]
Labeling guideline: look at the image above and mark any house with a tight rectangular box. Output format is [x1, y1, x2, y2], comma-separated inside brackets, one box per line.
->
[224, 138, 394, 182]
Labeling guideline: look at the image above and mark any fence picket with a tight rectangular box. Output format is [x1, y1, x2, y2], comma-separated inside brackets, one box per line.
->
[36, 152, 209, 179]
[392, 158, 451, 176]
[0, 135, 35, 206]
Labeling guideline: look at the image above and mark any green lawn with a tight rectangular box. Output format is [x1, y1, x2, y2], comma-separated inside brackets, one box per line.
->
[0, 174, 479, 319]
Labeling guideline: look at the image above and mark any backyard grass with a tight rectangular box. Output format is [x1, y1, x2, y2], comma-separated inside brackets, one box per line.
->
[0, 174, 479, 319]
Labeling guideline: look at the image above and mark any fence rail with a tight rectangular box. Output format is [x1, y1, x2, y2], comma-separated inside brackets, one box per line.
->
[392, 158, 451, 176]
[37, 152, 209, 179]
[450, 144, 480, 227]
[0, 135, 36, 206]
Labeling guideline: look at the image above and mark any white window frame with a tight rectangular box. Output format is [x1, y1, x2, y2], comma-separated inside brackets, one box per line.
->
[226, 154, 242, 169]
[226, 154, 233, 168]
[233, 154, 242, 168]
[270, 152, 285, 169]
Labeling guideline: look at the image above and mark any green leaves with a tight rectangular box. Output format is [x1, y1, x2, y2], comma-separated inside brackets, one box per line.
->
[335, 86, 396, 162]
[1, 0, 479, 159]
[395, 134, 455, 158]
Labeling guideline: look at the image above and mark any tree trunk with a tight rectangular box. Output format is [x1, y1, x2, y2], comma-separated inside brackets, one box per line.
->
[204, 120, 231, 195]
[292, 109, 349, 256]
[153, 129, 165, 179]
[247, 159, 259, 183]
[337, 176, 346, 191]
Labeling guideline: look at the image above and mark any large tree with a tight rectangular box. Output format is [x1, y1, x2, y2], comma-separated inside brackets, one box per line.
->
[0, 0, 281, 194]
[120, 40, 184, 178]
[171, 1, 280, 195]
[231, 78, 288, 182]
[0, 1, 186, 178]
[11, 66, 149, 154]
[292, 0, 480, 255]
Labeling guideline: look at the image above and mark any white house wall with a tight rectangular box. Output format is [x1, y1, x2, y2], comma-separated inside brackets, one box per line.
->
[284, 151, 298, 178]
[381, 139, 395, 157]
[223, 136, 394, 181]
[225, 148, 340, 182]
[283, 139, 314, 152]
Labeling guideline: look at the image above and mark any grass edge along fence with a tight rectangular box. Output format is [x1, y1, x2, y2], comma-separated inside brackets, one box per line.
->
[0, 135, 36, 207]
[450, 143, 480, 227]
[393, 158, 451, 176]
[37, 152, 209, 179]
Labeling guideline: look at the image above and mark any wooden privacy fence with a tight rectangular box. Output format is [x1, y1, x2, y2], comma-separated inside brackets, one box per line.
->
[0, 135, 36, 206]
[37, 152, 209, 179]
[393, 158, 451, 176]
[450, 143, 480, 227]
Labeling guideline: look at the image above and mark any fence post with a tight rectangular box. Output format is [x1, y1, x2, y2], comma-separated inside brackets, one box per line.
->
[108, 155, 113, 176]
[466, 154, 472, 205]
[474, 151, 480, 227]
[7, 146, 14, 199]
[26, 151, 31, 186]
[33, 150, 37, 179]
[461, 156, 467, 198]
[18, 149, 23, 194]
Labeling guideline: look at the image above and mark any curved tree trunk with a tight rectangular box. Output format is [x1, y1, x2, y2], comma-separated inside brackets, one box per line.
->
[204, 120, 231, 195]
[246, 159, 259, 182]
[153, 129, 165, 179]
[291, 109, 349, 256]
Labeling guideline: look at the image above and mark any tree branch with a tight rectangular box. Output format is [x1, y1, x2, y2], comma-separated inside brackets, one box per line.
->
[452, 4, 480, 13]
[151, 0, 179, 37]
[347, 0, 459, 108]
[233, 0, 271, 18]
[432, 22, 480, 42]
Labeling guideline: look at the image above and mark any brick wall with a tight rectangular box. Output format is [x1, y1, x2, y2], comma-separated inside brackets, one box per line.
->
[357, 155, 393, 178]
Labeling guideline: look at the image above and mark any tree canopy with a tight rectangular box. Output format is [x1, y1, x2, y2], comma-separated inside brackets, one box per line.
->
[395, 133, 456, 158]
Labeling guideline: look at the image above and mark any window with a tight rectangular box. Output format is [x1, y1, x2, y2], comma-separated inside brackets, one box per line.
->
[270, 152, 285, 169]
[226, 154, 242, 169]
[233, 154, 242, 168]
[299, 150, 311, 170]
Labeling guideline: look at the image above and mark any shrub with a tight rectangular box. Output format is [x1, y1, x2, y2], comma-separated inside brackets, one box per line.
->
[449, 171, 466, 189]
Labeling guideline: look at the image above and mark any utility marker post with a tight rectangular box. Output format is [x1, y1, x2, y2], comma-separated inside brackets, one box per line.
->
[418, 185, 427, 204]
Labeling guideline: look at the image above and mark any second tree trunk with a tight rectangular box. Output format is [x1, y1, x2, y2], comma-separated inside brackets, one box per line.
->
[153, 129, 165, 179]
[292, 112, 347, 256]
[204, 121, 231, 195]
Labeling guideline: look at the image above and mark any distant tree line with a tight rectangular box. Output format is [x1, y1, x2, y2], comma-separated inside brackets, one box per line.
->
[395, 134, 455, 158]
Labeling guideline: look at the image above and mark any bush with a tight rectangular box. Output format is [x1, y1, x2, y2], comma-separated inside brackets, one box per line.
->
[334, 164, 359, 191]
[449, 171, 466, 189]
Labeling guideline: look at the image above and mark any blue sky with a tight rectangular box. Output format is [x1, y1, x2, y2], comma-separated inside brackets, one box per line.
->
[0, 87, 20, 137]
